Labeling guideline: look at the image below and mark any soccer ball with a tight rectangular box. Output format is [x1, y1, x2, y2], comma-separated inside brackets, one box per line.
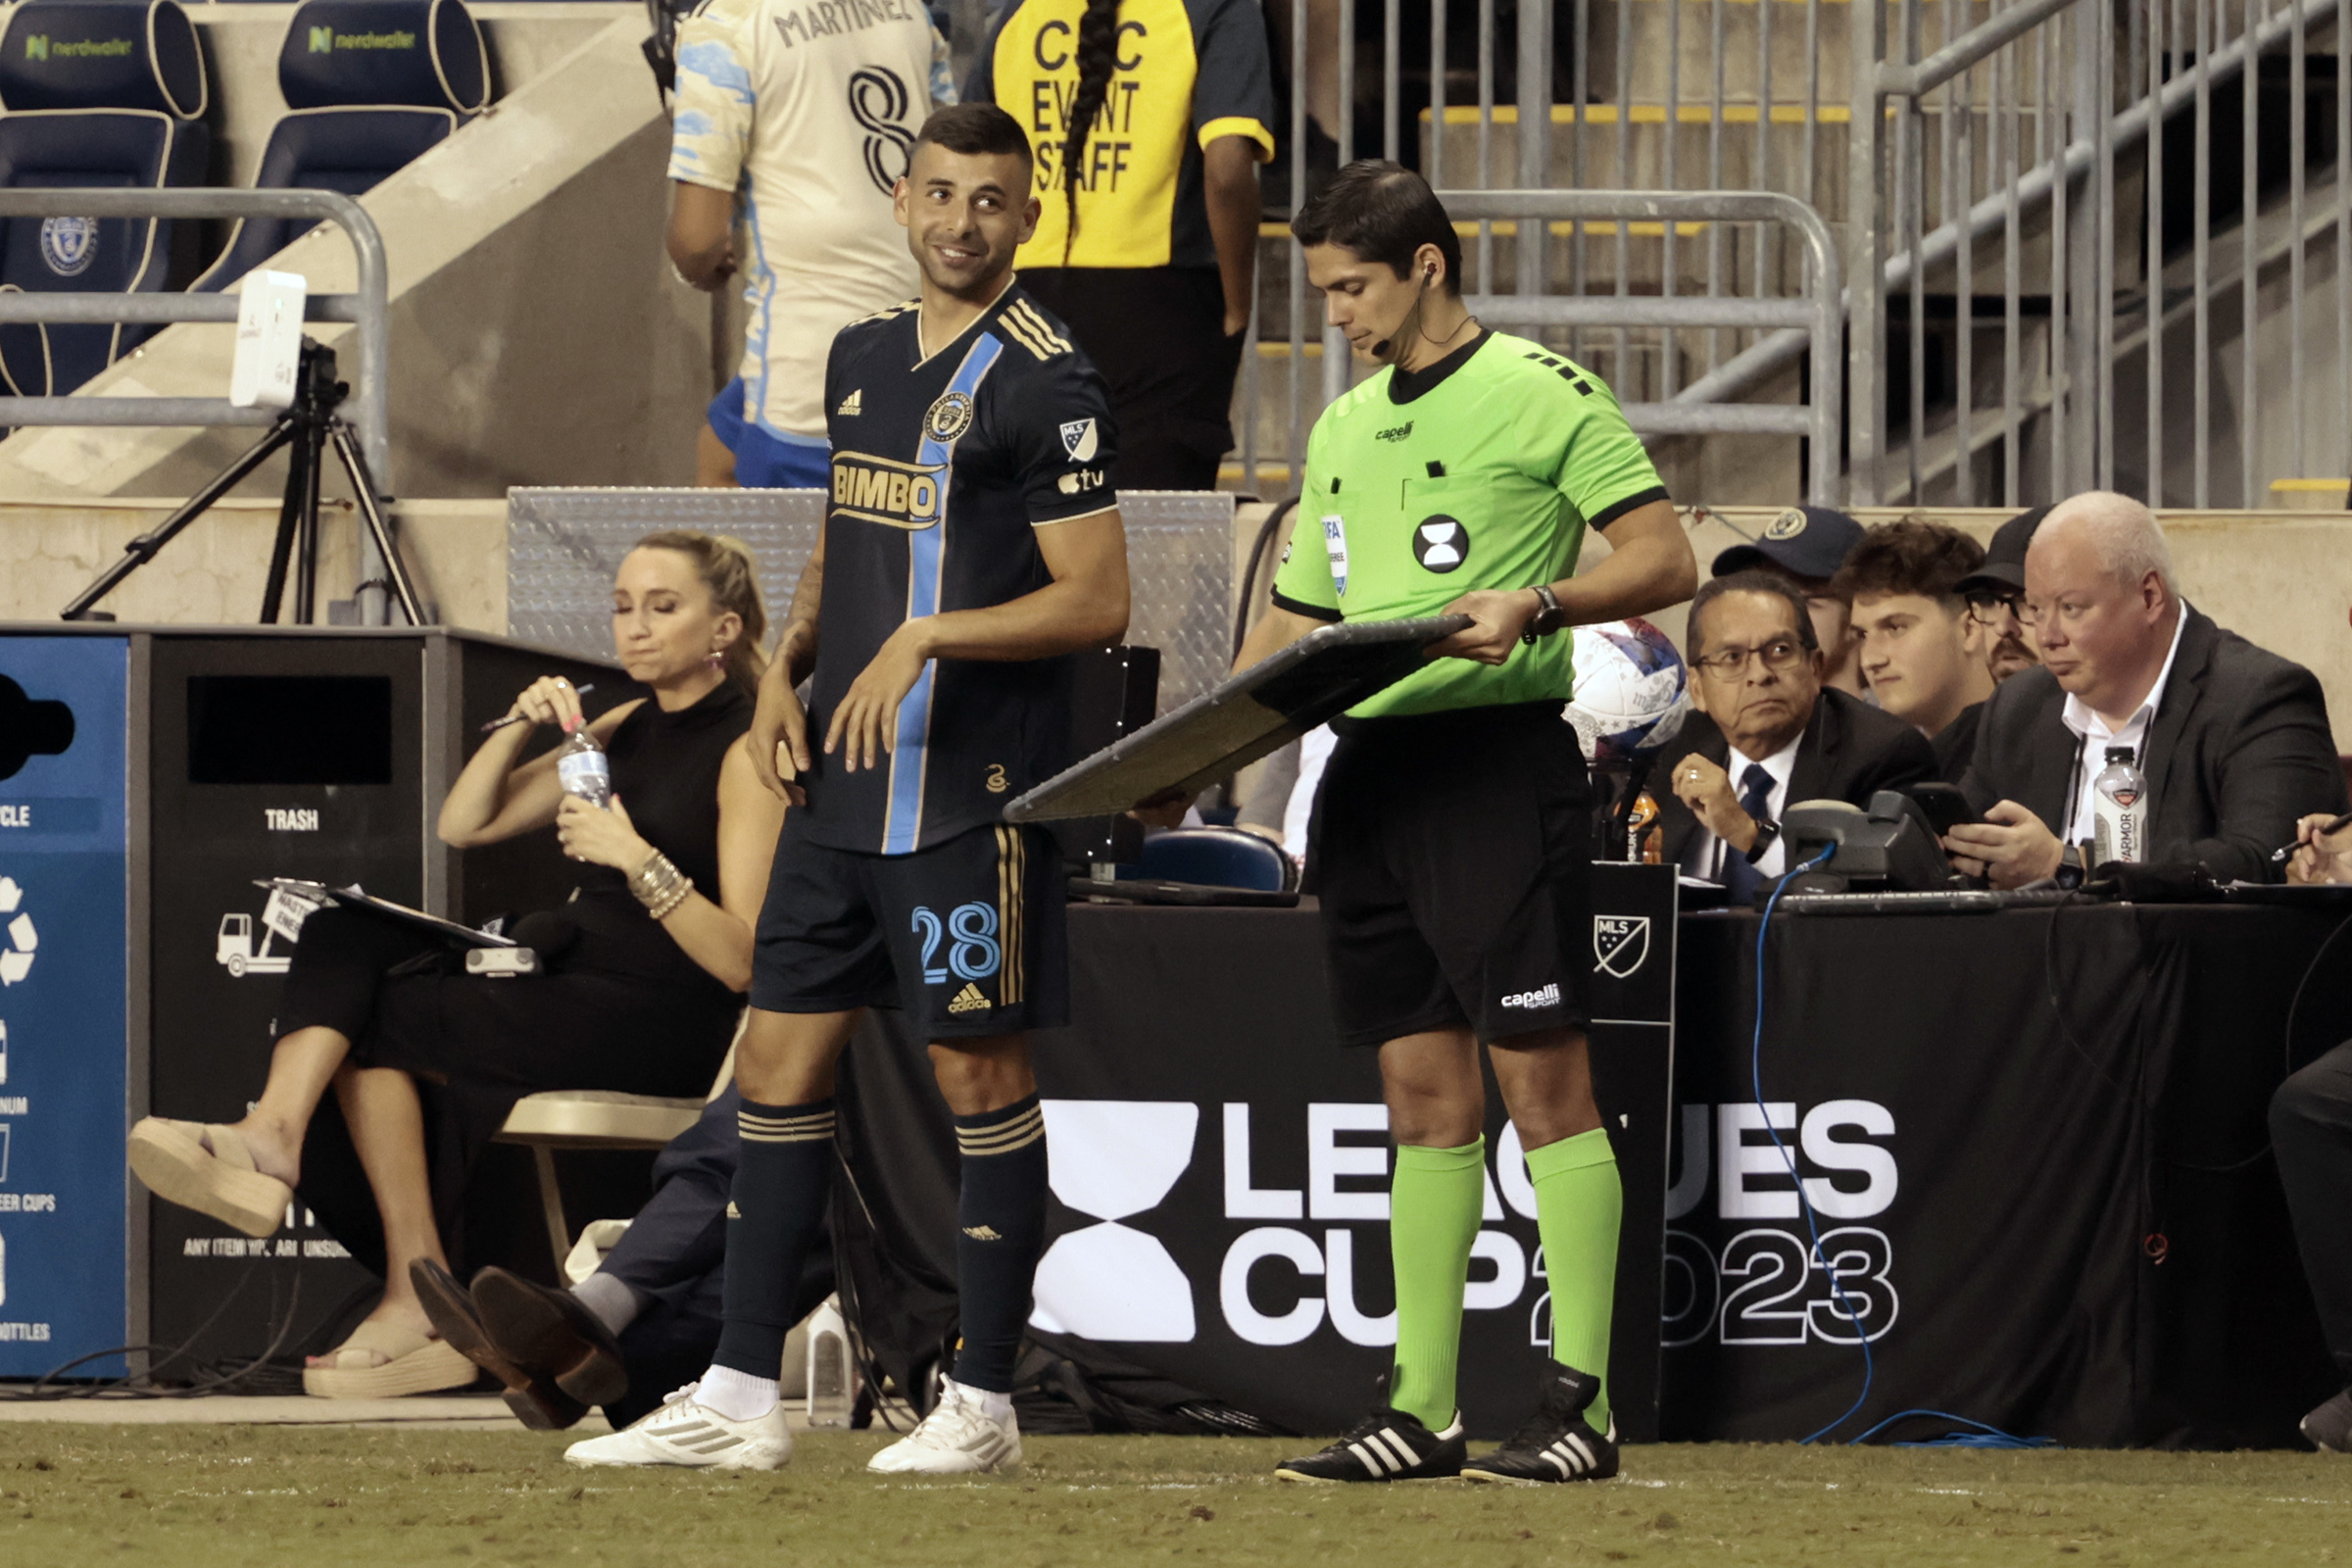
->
[1563, 617, 1692, 762]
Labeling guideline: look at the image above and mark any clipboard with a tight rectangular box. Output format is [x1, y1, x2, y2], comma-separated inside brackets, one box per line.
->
[257, 878, 517, 949]
[1004, 614, 1472, 824]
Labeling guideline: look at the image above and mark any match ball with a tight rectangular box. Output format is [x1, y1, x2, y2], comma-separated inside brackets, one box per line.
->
[1563, 616, 1692, 762]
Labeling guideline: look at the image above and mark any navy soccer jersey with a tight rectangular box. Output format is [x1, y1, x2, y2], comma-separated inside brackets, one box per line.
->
[804, 280, 1118, 855]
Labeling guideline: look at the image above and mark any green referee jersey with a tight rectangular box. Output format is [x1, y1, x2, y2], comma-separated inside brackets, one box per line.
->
[1269, 329, 1668, 718]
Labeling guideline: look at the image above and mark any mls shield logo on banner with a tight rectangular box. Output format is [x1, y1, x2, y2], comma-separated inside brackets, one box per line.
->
[1029, 1100, 1199, 1342]
[1593, 914, 1650, 979]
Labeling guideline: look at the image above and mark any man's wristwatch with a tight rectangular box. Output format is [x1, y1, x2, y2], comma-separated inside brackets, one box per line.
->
[1520, 584, 1569, 645]
[1744, 819, 1781, 865]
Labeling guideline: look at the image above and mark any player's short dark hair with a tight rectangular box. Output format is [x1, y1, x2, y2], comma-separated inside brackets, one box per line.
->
[1686, 569, 1821, 661]
[1292, 160, 1464, 296]
[1829, 518, 1987, 612]
[913, 103, 1033, 169]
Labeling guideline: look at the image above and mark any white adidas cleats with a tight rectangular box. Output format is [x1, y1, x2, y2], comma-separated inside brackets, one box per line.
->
[865, 1377, 1023, 1476]
[563, 1383, 794, 1471]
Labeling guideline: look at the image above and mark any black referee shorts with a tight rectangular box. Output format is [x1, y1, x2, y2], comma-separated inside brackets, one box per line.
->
[751, 814, 1067, 1039]
[1309, 701, 1593, 1049]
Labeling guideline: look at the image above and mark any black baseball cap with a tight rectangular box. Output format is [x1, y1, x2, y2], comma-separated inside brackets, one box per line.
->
[1955, 504, 2053, 597]
[1710, 506, 1867, 585]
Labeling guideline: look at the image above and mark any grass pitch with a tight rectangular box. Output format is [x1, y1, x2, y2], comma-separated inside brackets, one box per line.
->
[0, 1426, 2347, 1566]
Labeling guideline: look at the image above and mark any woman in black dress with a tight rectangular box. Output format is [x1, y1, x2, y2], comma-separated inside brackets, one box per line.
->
[128, 532, 786, 1397]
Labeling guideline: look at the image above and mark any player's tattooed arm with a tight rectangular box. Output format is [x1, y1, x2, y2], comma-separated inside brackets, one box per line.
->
[745, 531, 826, 804]
[825, 509, 1130, 773]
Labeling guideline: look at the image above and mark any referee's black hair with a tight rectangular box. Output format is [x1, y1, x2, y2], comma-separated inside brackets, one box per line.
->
[1686, 569, 1822, 662]
[914, 103, 1034, 169]
[1060, 0, 1123, 259]
[1292, 161, 1465, 296]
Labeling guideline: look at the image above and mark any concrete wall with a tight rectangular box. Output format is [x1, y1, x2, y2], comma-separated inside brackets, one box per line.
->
[0, 6, 711, 505]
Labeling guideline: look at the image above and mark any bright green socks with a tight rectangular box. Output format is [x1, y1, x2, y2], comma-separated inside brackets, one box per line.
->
[1527, 1126, 1623, 1431]
[1387, 1138, 1486, 1429]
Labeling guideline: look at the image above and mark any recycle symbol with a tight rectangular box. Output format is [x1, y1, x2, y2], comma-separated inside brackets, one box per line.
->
[0, 878, 34, 986]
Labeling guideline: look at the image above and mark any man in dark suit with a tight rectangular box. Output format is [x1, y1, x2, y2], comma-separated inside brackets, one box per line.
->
[1662, 570, 1937, 898]
[1944, 491, 2345, 887]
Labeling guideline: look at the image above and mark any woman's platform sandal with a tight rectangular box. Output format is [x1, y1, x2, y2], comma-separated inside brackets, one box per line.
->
[302, 1320, 479, 1399]
[126, 1118, 292, 1239]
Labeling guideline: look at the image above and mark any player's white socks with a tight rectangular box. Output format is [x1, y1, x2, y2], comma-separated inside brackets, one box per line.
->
[697, 1364, 781, 1423]
[958, 1379, 1013, 1423]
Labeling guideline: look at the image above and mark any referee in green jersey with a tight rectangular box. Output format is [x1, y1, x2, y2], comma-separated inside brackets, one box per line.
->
[1245, 163, 1695, 1483]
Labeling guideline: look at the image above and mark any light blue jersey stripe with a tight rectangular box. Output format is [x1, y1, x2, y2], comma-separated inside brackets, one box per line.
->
[881, 330, 1005, 854]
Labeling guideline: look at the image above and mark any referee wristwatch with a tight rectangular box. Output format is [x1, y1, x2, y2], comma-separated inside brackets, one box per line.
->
[1520, 584, 1569, 644]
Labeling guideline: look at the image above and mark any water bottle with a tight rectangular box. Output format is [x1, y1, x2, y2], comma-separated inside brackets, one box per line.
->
[805, 1295, 857, 1429]
[2090, 745, 2147, 866]
[555, 717, 612, 808]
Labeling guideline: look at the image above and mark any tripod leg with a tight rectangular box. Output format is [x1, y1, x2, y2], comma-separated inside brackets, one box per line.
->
[260, 423, 315, 625]
[329, 422, 428, 626]
[296, 420, 326, 624]
[64, 417, 297, 620]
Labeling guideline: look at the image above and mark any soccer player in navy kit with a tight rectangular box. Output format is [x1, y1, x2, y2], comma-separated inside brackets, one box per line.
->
[565, 103, 1126, 1475]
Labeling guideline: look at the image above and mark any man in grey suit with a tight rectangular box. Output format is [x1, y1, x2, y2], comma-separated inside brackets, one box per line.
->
[1944, 491, 2345, 887]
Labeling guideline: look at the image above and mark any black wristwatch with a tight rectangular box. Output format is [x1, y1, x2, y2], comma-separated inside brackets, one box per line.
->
[1520, 583, 1569, 644]
[1744, 819, 1781, 865]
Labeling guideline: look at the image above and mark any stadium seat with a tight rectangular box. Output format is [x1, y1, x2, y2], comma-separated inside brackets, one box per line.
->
[192, 0, 490, 292]
[494, 1024, 739, 1268]
[1127, 826, 1298, 893]
[0, 0, 210, 398]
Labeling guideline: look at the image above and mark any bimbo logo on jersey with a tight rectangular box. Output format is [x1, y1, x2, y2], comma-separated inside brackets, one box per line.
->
[830, 452, 946, 529]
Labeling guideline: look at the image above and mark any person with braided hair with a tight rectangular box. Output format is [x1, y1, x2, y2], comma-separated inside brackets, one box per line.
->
[972, 0, 1275, 489]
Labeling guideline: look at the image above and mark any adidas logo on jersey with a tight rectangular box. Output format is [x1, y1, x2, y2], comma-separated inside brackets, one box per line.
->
[948, 982, 990, 1014]
[1499, 982, 1561, 1010]
[836, 389, 861, 416]
[962, 1224, 1004, 1242]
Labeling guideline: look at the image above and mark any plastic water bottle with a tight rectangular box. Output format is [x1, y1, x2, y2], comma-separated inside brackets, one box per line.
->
[806, 1295, 857, 1429]
[555, 717, 612, 808]
[2090, 745, 2147, 865]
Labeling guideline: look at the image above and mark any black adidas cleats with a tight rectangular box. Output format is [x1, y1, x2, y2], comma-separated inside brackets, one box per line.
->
[1275, 1405, 1468, 1483]
[1460, 1364, 1619, 1485]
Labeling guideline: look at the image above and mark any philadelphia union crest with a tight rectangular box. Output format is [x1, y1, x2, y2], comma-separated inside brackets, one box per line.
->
[39, 217, 97, 278]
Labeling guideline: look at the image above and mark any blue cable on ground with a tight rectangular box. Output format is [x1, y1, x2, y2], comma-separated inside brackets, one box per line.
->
[1748, 846, 2050, 1449]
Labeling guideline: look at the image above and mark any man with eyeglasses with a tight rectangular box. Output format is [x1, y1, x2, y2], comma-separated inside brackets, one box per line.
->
[1954, 505, 2051, 684]
[1659, 571, 1936, 899]
[1942, 491, 2343, 888]
[1834, 520, 1999, 776]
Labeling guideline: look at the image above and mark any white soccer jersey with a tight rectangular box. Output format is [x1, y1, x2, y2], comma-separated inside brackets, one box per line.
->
[668, 0, 954, 441]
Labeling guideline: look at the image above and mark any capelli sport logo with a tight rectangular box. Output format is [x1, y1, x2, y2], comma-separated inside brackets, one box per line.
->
[830, 452, 945, 529]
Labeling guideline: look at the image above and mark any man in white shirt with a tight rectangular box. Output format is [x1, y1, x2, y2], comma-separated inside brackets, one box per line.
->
[1659, 571, 1936, 899]
[664, 0, 955, 487]
[1945, 491, 2344, 886]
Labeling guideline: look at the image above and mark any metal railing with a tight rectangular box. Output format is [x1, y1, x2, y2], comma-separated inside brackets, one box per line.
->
[1443, 188, 1843, 503]
[1846, 0, 2352, 507]
[0, 187, 396, 619]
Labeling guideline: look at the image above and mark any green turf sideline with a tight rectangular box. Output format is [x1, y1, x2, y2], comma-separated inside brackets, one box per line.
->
[0, 1428, 2345, 1566]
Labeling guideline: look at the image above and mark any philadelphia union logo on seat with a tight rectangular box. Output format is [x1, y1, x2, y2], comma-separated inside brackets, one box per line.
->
[1412, 514, 1469, 572]
[38, 217, 96, 278]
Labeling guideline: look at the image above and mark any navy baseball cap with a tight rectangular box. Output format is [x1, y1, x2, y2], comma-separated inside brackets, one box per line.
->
[1955, 504, 2053, 597]
[1709, 505, 1868, 585]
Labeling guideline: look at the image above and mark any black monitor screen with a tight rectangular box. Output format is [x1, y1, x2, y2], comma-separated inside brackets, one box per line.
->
[187, 675, 395, 785]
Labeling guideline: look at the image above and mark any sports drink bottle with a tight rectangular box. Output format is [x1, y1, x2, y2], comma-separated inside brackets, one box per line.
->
[2090, 745, 2147, 865]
